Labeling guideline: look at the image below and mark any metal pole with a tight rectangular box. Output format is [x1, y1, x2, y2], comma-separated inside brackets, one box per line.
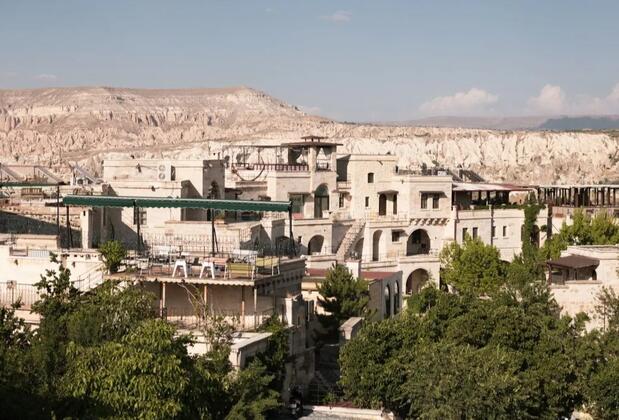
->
[211, 209, 215, 255]
[56, 184, 60, 239]
[135, 204, 141, 255]
[66, 205, 72, 249]
[288, 206, 295, 256]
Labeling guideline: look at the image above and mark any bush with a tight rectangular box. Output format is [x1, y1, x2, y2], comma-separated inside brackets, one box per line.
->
[99, 240, 126, 273]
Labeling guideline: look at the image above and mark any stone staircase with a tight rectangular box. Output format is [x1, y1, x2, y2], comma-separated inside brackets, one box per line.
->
[335, 220, 365, 260]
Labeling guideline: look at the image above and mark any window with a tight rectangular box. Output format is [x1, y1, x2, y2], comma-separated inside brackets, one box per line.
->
[339, 193, 345, 208]
[393, 194, 398, 214]
[491, 225, 496, 238]
[391, 231, 401, 242]
[133, 207, 147, 225]
[365, 196, 370, 207]
[170, 166, 176, 181]
[502, 226, 507, 237]
[421, 192, 440, 209]
[462, 227, 468, 238]
[472, 227, 478, 239]
[290, 194, 304, 214]
[367, 173, 374, 183]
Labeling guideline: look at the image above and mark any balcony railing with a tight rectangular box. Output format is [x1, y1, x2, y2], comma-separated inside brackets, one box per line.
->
[162, 306, 276, 331]
[229, 163, 309, 172]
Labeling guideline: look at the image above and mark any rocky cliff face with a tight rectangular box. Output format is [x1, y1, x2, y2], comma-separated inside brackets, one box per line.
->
[1, 87, 617, 184]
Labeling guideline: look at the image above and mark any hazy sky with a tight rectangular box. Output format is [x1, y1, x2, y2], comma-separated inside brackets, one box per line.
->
[1, 0, 619, 121]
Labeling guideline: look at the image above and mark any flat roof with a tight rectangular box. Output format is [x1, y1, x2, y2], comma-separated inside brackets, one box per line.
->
[63, 195, 291, 212]
[453, 182, 531, 192]
[281, 141, 343, 147]
[306, 268, 397, 280]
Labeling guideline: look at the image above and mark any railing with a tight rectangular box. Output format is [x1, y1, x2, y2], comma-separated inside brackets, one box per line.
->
[8, 247, 52, 258]
[163, 306, 276, 330]
[0, 282, 40, 309]
[229, 162, 309, 172]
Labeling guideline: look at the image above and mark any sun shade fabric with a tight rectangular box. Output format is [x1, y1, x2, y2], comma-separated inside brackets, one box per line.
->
[0, 182, 63, 188]
[62, 195, 291, 212]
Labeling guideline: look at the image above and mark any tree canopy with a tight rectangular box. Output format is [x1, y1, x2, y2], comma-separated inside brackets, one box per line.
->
[440, 236, 507, 294]
[542, 210, 619, 259]
[0, 255, 288, 419]
[316, 264, 371, 337]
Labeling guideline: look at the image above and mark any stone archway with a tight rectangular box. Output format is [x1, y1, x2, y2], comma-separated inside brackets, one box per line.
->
[406, 269, 429, 294]
[384, 284, 391, 318]
[353, 237, 364, 259]
[307, 235, 325, 255]
[406, 229, 431, 256]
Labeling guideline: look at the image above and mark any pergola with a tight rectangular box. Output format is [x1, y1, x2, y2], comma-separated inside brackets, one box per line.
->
[0, 181, 66, 240]
[62, 195, 295, 255]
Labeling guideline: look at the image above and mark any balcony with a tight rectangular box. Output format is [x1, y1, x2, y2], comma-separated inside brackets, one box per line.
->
[229, 162, 309, 172]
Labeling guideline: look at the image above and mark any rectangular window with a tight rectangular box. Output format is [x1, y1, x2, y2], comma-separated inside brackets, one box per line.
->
[432, 194, 439, 209]
[462, 227, 468, 239]
[491, 225, 496, 238]
[133, 208, 147, 225]
[290, 194, 304, 214]
[421, 193, 428, 209]
[472, 227, 478, 239]
[365, 196, 369, 207]
[391, 231, 401, 242]
[393, 194, 398, 214]
[339, 193, 345, 208]
[502, 226, 507, 237]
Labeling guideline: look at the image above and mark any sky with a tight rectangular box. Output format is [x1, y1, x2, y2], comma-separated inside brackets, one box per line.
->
[1, 0, 619, 121]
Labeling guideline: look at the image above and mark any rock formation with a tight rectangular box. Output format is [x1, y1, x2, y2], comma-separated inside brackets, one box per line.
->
[0, 86, 617, 184]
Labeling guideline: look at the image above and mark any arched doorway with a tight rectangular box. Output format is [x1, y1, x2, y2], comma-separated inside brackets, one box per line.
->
[406, 229, 431, 256]
[406, 269, 429, 294]
[379, 194, 387, 216]
[314, 184, 329, 219]
[372, 230, 382, 261]
[353, 238, 364, 259]
[394, 282, 400, 314]
[384, 284, 391, 318]
[307, 235, 325, 255]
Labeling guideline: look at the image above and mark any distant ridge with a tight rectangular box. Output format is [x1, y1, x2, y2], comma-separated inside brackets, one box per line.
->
[380, 115, 619, 131]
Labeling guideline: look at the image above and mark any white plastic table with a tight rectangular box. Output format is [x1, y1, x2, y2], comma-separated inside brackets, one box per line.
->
[199, 261, 216, 279]
[172, 259, 189, 278]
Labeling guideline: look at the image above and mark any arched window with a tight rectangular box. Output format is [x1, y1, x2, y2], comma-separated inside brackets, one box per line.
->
[367, 173, 374, 183]
[394, 282, 400, 314]
[384, 285, 391, 318]
[314, 184, 329, 218]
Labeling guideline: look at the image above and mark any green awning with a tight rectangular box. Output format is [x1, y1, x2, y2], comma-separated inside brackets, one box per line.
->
[0, 182, 63, 188]
[62, 195, 291, 212]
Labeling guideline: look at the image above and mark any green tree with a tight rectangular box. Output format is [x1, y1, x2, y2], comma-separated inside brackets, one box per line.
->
[99, 240, 127, 273]
[30, 254, 81, 407]
[340, 285, 588, 419]
[317, 264, 371, 336]
[61, 320, 192, 419]
[0, 304, 47, 418]
[66, 280, 156, 345]
[440, 236, 506, 294]
[542, 210, 619, 259]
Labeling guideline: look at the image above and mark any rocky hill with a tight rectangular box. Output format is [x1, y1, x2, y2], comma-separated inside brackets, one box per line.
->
[0, 86, 618, 184]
